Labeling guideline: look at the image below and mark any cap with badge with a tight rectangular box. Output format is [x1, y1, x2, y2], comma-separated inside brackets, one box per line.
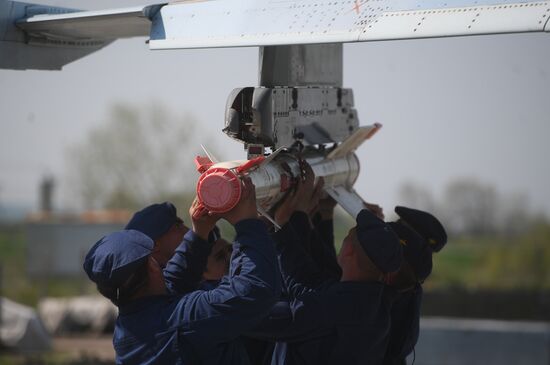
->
[356, 209, 403, 274]
[388, 221, 433, 282]
[394, 206, 447, 252]
[83, 230, 154, 289]
[392, 206, 448, 282]
[125, 202, 181, 241]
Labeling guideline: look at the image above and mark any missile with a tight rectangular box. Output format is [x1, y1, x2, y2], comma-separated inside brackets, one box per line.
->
[194, 124, 382, 223]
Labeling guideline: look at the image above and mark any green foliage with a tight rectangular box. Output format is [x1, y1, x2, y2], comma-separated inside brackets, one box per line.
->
[0, 226, 36, 306]
[66, 102, 212, 211]
[2, 219, 549, 307]
[426, 221, 550, 290]
[0, 226, 94, 307]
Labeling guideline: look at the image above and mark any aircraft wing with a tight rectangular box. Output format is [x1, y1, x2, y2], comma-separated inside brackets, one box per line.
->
[0, 1, 163, 70]
[2, 0, 549, 69]
[149, 0, 550, 49]
[15, 4, 163, 41]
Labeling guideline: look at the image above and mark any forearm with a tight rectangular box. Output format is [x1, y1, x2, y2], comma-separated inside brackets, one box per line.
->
[248, 294, 332, 342]
[314, 218, 335, 257]
[163, 230, 213, 295]
[183, 219, 282, 344]
[288, 211, 313, 252]
[309, 224, 341, 280]
[272, 221, 334, 299]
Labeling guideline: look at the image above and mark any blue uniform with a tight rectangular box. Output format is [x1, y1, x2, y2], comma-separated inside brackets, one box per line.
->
[383, 285, 422, 365]
[251, 216, 391, 365]
[244, 213, 335, 365]
[163, 230, 215, 295]
[113, 219, 281, 365]
[308, 214, 341, 279]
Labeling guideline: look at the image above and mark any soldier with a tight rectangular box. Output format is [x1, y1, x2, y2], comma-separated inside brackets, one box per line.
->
[124, 200, 219, 295]
[200, 225, 232, 290]
[125, 201, 189, 267]
[250, 163, 402, 365]
[83, 178, 281, 364]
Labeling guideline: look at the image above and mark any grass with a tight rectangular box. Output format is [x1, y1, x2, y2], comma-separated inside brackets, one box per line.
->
[426, 224, 550, 290]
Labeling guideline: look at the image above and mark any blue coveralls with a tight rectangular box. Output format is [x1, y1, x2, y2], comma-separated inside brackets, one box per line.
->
[243, 212, 340, 365]
[300, 212, 341, 279]
[383, 284, 423, 365]
[251, 213, 392, 365]
[112, 219, 281, 365]
[290, 212, 424, 365]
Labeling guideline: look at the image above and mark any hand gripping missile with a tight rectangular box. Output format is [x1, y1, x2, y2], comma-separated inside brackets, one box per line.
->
[194, 124, 382, 221]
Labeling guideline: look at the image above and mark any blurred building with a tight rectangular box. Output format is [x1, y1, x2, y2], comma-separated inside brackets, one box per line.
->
[25, 210, 130, 277]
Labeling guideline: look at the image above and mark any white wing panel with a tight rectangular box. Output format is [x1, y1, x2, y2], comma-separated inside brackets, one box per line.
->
[362, 3, 550, 41]
[149, 0, 363, 49]
[149, 0, 550, 50]
[8, 0, 550, 51]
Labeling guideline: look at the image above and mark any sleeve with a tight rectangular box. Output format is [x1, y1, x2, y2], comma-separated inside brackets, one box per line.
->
[313, 217, 336, 259]
[288, 211, 313, 253]
[310, 219, 342, 280]
[384, 284, 423, 363]
[163, 230, 214, 295]
[272, 216, 336, 299]
[176, 219, 282, 345]
[248, 293, 334, 342]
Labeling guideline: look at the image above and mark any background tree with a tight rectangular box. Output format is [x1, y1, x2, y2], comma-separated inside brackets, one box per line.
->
[398, 178, 538, 237]
[442, 179, 498, 236]
[66, 102, 211, 211]
[398, 181, 437, 213]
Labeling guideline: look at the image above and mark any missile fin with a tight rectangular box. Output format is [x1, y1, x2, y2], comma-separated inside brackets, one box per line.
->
[195, 155, 213, 173]
[327, 123, 382, 160]
[259, 147, 285, 167]
[325, 186, 366, 219]
[201, 144, 219, 163]
[257, 205, 281, 231]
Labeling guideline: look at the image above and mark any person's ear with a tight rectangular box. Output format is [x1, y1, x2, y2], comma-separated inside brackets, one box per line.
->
[152, 241, 161, 253]
[147, 256, 162, 276]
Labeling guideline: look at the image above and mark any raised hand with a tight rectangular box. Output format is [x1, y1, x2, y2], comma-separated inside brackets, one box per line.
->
[221, 177, 258, 225]
[190, 197, 221, 240]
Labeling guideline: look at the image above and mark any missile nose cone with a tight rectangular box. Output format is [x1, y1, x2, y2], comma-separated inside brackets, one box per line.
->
[197, 167, 242, 213]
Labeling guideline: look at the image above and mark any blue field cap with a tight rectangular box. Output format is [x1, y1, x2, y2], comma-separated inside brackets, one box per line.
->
[389, 222, 433, 282]
[356, 209, 403, 274]
[125, 202, 180, 241]
[394, 206, 447, 252]
[83, 230, 154, 288]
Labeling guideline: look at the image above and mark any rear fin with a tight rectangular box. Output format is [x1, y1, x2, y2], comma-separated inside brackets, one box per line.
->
[194, 156, 213, 173]
[259, 147, 285, 167]
[327, 123, 382, 160]
[200, 144, 219, 164]
[257, 205, 281, 231]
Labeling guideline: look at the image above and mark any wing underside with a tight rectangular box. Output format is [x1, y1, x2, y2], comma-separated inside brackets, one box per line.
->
[13, 0, 550, 50]
[149, 0, 550, 49]
[3, 0, 549, 70]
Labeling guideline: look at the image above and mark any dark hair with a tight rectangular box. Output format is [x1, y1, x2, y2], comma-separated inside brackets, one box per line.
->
[96, 259, 149, 306]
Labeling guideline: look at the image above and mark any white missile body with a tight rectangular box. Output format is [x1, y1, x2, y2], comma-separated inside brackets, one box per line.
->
[195, 124, 381, 220]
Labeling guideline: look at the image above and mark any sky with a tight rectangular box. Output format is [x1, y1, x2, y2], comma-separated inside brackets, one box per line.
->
[1, 0, 550, 218]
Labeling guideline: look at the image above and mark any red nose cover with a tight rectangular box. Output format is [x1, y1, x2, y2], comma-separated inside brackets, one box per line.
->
[197, 167, 242, 213]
